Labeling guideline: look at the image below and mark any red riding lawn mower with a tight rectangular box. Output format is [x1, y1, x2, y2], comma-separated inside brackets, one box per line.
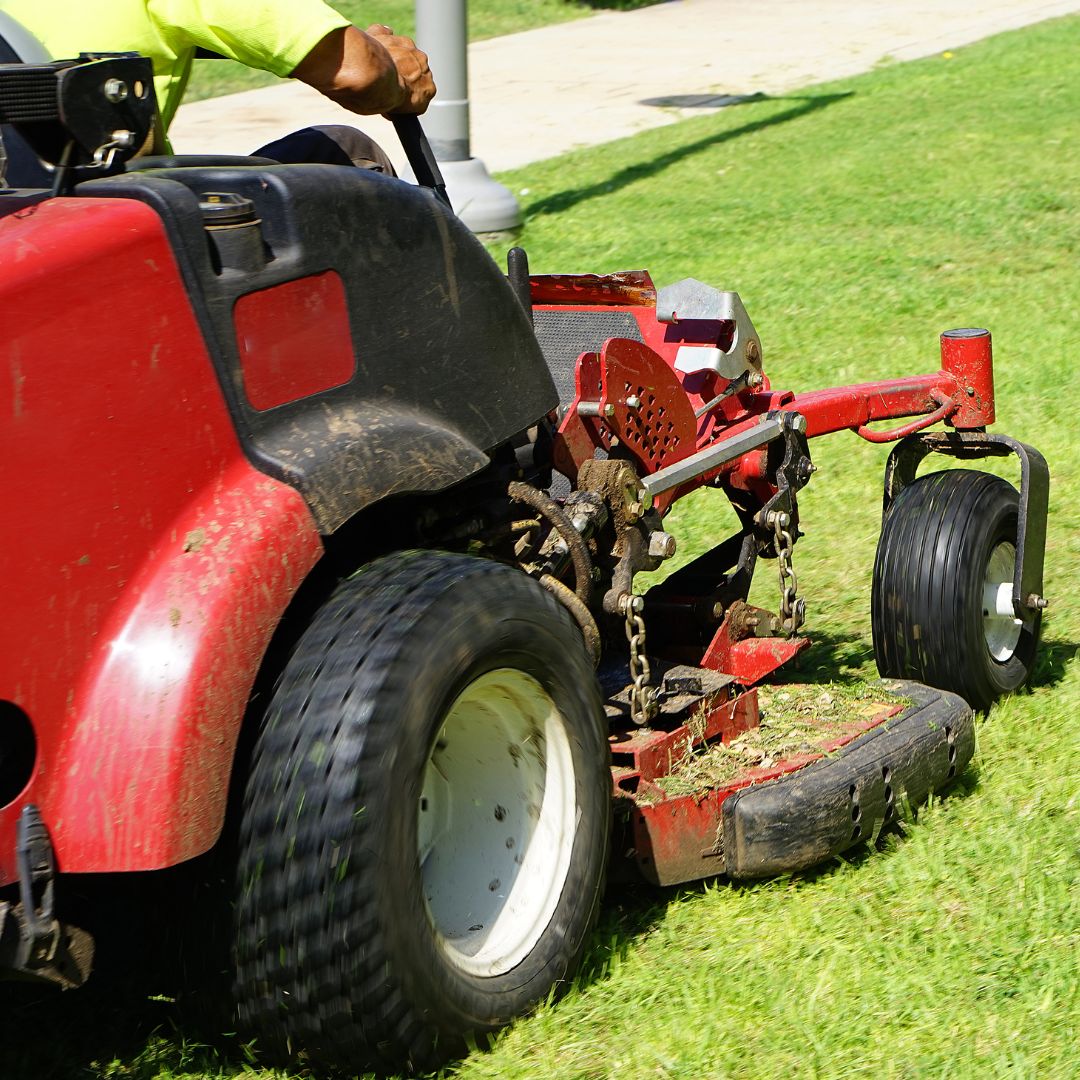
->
[0, 53, 1050, 1073]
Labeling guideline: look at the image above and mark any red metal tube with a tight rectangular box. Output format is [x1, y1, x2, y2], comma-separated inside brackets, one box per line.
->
[779, 372, 961, 439]
[939, 327, 995, 428]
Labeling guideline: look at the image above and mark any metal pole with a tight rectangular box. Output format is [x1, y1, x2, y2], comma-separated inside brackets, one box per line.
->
[415, 0, 470, 162]
[414, 0, 520, 233]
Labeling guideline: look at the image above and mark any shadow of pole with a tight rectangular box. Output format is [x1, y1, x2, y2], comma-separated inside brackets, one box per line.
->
[524, 92, 854, 219]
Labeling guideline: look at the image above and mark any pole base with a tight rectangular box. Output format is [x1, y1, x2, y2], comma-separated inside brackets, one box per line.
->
[434, 156, 521, 235]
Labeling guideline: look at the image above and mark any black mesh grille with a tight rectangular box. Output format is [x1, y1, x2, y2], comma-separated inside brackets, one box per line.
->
[533, 309, 644, 407]
[0, 71, 58, 123]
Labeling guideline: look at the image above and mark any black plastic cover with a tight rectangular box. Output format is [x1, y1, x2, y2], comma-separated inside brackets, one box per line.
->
[722, 682, 974, 879]
[79, 165, 559, 531]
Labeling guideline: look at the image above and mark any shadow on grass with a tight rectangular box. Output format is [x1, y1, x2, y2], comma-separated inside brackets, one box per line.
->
[524, 92, 852, 218]
[0, 861, 252, 1080]
[1026, 637, 1077, 692]
[765, 629, 877, 685]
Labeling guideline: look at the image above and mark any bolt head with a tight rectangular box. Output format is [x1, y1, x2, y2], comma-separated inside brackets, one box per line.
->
[104, 78, 129, 103]
[626, 395, 641, 410]
[648, 531, 677, 559]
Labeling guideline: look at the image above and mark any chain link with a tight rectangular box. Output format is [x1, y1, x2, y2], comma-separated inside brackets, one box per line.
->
[770, 511, 805, 635]
[624, 596, 657, 725]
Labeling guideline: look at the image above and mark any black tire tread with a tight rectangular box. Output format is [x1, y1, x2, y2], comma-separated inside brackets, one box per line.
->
[233, 551, 608, 1072]
[871, 469, 1039, 712]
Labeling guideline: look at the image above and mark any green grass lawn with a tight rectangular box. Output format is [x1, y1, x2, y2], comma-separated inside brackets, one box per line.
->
[3, 14, 1078, 1080]
[184, 0, 660, 101]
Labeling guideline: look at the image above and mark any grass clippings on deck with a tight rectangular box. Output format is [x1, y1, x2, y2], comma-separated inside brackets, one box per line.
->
[656, 681, 906, 795]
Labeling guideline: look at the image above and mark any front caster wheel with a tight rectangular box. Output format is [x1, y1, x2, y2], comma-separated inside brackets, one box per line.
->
[233, 551, 609, 1074]
[871, 469, 1041, 712]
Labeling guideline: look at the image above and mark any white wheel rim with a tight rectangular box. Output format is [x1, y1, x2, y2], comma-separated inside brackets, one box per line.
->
[982, 541, 1023, 662]
[418, 668, 577, 977]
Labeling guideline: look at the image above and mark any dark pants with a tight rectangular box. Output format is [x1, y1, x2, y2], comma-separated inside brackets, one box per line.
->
[252, 125, 397, 175]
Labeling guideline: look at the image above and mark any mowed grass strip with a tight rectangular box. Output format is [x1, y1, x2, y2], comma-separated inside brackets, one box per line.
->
[2, 15, 1076, 1080]
[184, 0, 661, 101]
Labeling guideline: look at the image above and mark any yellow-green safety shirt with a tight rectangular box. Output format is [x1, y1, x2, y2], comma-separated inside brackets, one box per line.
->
[0, 0, 350, 138]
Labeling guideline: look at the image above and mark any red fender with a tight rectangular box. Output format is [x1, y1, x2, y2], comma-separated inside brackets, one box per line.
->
[0, 199, 323, 882]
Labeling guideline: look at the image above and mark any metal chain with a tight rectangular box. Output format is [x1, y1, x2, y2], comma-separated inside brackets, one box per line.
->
[624, 595, 657, 725]
[770, 511, 805, 635]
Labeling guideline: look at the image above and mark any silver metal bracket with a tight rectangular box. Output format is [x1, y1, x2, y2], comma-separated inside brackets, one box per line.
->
[656, 279, 763, 381]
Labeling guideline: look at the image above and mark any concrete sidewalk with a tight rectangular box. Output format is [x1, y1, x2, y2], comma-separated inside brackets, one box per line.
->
[170, 0, 1080, 175]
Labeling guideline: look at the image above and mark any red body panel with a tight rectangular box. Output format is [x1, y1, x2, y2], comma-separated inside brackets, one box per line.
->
[236, 270, 356, 411]
[0, 199, 323, 884]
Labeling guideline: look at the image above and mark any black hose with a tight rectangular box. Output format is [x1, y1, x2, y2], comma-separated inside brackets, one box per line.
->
[507, 481, 594, 604]
[539, 575, 602, 668]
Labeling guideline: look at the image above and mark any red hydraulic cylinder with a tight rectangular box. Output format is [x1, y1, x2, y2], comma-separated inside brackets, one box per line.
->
[940, 327, 995, 428]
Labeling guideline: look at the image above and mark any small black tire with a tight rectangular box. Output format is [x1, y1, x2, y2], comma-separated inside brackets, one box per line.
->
[232, 551, 610, 1073]
[871, 469, 1040, 713]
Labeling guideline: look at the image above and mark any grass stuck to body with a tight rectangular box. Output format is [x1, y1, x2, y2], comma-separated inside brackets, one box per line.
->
[3, 14, 1078, 1080]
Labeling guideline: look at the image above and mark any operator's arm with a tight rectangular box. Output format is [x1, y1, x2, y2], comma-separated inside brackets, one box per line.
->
[290, 24, 434, 115]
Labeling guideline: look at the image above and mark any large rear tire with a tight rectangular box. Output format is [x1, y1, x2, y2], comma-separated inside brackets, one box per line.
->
[871, 469, 1040, 712]
[232, 551, 609, 1073]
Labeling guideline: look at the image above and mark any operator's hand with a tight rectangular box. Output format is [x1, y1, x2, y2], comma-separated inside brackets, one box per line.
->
[291, 25, 435, 117]
[364, 24, 435, 115]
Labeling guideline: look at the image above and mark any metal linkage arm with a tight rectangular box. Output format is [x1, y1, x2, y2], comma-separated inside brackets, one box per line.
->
[640, 416, 784, 500]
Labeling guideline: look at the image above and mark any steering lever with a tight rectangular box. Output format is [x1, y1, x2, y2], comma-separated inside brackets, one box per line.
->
[391, 114, 452, 211]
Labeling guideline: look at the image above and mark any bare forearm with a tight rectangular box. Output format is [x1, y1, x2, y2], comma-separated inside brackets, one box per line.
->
[291, 25, 434, 115]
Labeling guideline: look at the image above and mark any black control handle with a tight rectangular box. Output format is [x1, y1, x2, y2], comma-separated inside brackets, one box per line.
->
[391, 114, 452, 211]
